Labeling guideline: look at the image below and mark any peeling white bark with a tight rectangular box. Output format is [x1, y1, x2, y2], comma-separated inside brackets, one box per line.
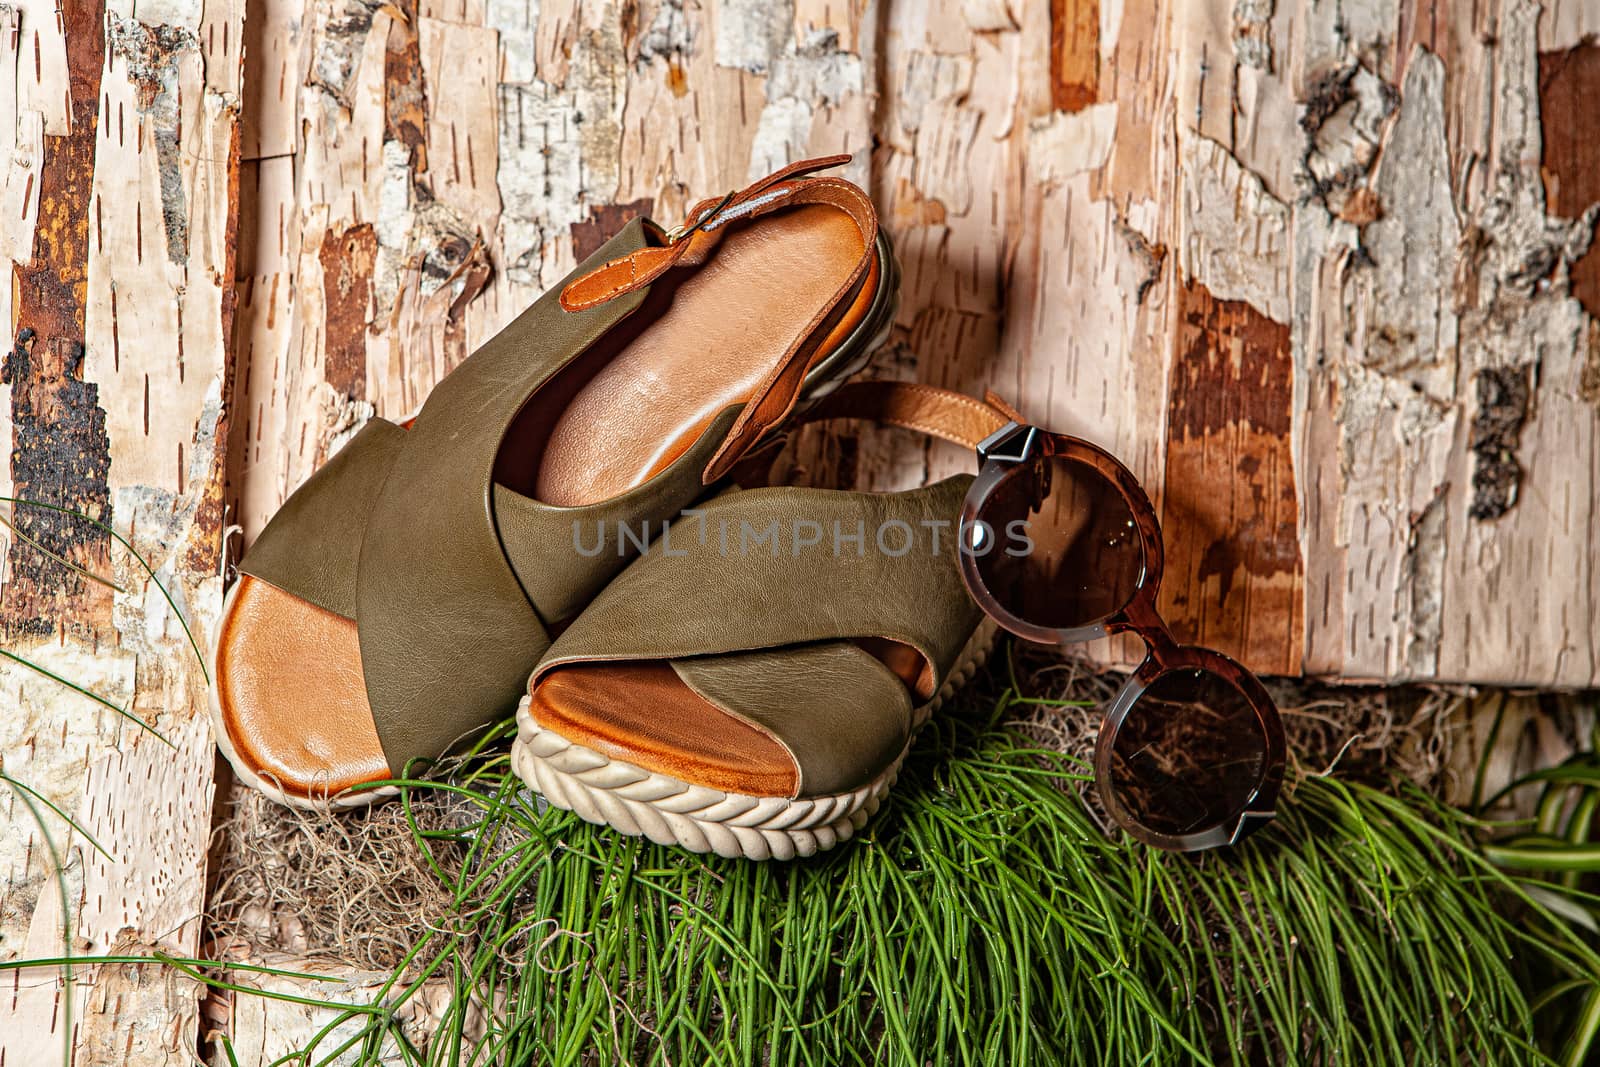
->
[1181, 134, 1292, 323]
[1360, 51, 1460, 401]
[1, 0, 237, 1057]
[219, 962, 459, 1066]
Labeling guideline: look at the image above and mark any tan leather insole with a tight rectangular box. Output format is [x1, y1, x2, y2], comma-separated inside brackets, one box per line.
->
[217, 575, 391, 796]
[532, 204, 866, 507]
[531, 663, 800, 796]
[218, 204, 873, 802]
[527, 642, 931, 799]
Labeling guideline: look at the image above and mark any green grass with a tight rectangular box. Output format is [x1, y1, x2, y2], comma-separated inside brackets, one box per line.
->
[1480, 741, 1600, 1066]
[4, 495, 1597, 1065]
[185, 691, 1597, 1067]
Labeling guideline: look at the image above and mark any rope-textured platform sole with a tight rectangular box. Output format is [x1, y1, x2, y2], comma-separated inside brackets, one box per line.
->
[510, 619, 997, 861]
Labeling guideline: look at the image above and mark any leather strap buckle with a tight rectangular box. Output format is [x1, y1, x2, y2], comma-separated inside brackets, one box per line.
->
[663, 190, 737, 245]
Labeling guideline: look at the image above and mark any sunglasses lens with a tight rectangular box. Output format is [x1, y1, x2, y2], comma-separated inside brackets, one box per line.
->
[968, 455, 1144, 631]
[1107, 668, 1268, 840]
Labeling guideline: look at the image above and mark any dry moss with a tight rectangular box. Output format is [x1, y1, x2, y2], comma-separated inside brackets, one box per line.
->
[205, 780, 468, 969]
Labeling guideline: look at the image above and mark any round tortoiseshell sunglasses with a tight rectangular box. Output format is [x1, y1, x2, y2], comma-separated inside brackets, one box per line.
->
[956, 423, 1286, 853]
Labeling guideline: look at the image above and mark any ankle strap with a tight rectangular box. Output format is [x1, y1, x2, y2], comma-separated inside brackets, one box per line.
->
[558, 154, 866, 313]
[797, 380, 1023, 450]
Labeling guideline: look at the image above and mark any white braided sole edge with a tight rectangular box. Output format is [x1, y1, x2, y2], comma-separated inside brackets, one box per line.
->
[510, 619, 997, 861]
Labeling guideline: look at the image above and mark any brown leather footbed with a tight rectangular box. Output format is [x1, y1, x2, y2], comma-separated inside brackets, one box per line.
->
[217, 575, 391, 795]
[219, 202, 874, 802]
[528, 662, 800, 796]
[515, 204, 868, 507]
[525, 642, 930, 798]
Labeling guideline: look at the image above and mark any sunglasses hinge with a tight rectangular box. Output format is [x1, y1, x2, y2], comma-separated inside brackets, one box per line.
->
[975, 422, 1039, 465]
[1229, 809, 1277, 847]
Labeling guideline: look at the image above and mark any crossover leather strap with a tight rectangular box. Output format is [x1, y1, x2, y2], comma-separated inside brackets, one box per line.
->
[238, 417, 409, 621]
[559, 155, 881, 489]
[527, 382, 1025, 797]
[352, 222, 660, 769]
[530, 477, 984, 795]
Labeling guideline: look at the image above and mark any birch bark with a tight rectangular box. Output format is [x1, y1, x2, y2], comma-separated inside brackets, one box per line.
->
[0, 0, 240, 1060]
[231, 0, 1600, 687]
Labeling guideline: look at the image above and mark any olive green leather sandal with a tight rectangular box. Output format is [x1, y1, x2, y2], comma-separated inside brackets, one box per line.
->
[512, 382, 1020, 859]
[211, 156, 896, 810]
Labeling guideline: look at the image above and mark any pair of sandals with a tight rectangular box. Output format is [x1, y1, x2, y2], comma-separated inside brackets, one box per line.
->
[211, 156, 1016, 860]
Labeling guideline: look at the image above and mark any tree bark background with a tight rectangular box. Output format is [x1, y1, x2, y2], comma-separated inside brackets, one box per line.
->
[1, 0, 1599, 1059]
[230, 0, 1600, 689]
[0, 0, 240, 1060]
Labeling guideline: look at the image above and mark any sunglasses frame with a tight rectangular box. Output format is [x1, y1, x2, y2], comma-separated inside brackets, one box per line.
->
[957, 422, 1286, 852]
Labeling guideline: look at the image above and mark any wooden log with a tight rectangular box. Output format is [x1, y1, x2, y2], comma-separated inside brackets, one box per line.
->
[0, 0, 240, 1059]
[228, 0, 1600, 686]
